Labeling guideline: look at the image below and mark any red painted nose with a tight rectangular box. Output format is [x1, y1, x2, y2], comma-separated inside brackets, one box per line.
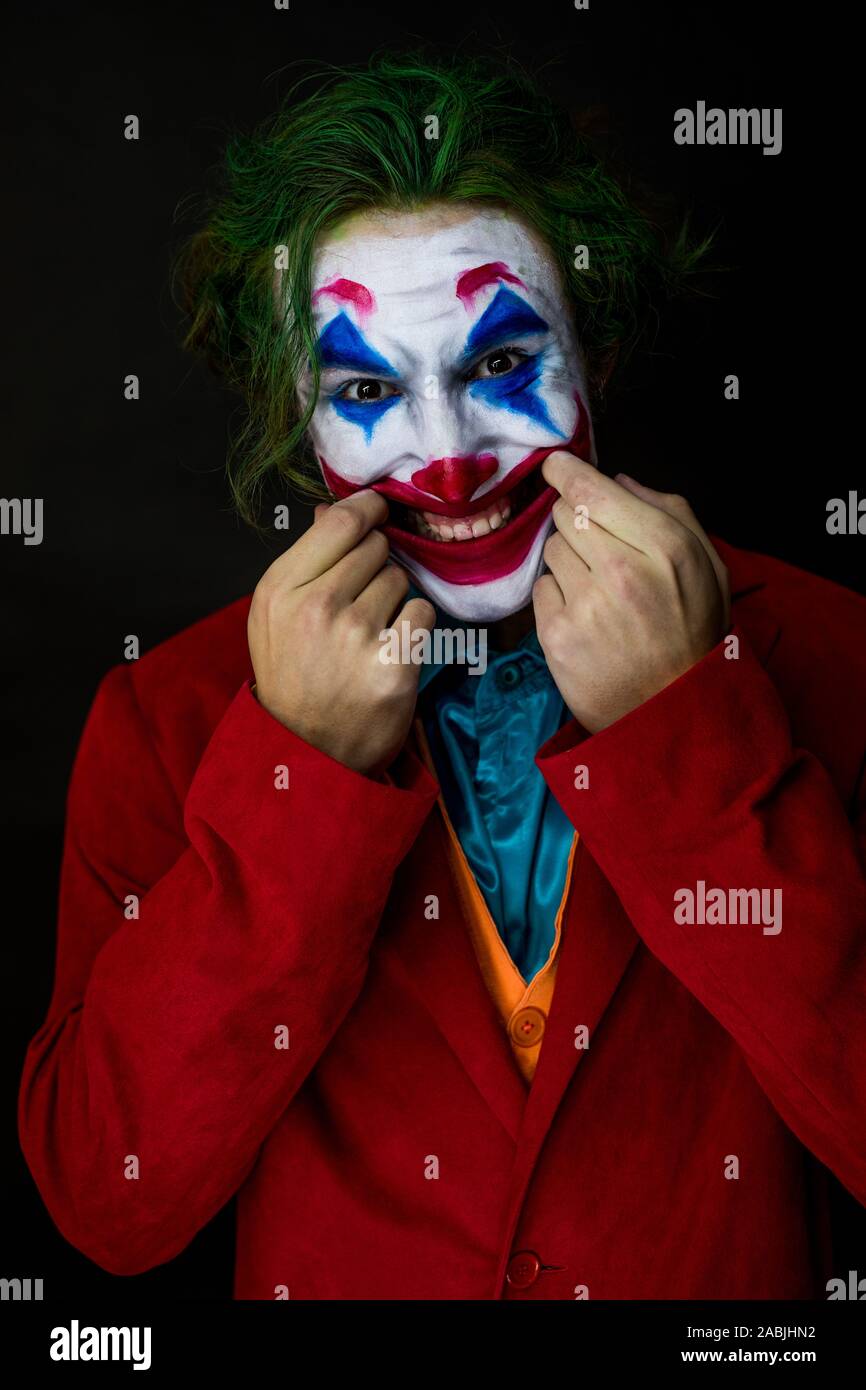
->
[410, 454, 498, 505]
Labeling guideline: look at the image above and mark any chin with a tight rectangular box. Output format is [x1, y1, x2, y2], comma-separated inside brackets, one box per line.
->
[394, 514, 553, 622]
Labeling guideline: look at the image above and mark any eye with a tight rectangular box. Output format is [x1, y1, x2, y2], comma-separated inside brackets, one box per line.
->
[469, 348, 526, 380]
[338, 379, 399, 403]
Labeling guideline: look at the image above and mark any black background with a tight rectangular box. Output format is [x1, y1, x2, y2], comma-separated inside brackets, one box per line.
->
[2, 0, 862, 1301]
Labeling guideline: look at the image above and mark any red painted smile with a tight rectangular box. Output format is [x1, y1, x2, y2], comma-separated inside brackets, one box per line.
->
[319, 394, 591, 585]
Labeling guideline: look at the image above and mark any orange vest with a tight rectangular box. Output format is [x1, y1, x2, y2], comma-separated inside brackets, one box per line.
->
[413, 719, 578, 1084]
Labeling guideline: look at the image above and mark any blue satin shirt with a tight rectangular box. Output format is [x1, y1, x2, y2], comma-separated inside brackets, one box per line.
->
[415, 599, 574, 982]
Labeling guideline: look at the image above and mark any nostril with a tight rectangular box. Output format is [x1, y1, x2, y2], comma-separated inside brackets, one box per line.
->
[411, 454, 498, 504]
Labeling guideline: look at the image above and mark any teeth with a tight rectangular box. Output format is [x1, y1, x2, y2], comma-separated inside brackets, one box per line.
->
[415, 496, 513, 542]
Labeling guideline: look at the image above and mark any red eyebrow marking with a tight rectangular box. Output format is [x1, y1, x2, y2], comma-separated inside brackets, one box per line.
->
[455, 261, 526, 307]
[312, 278, 375, 319]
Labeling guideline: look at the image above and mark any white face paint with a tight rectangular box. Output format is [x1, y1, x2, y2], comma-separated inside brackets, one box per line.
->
[297, 206, 594, 622]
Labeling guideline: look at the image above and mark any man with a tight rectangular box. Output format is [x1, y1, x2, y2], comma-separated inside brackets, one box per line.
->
[18, 54, 866, 1299]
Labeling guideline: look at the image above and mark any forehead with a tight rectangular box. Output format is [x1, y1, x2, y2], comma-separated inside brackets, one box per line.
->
[310, 208, 565, 319]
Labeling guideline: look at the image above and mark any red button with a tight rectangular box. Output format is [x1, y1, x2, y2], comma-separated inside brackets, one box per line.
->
[506, 1250, 542, 1289]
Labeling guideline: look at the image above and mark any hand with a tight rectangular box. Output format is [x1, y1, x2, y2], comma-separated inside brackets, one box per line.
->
[532, 453, 730, 734]
[248, 490, 435, 776]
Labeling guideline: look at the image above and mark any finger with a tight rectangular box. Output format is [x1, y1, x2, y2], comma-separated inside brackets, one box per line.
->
[397, 595, 437, 630]
[532, 571, 566, 627]
[317, 527, 390, 605]
[550, 498, 631, 569]
[287, 489, 390, 586]
[386, 595, 437, 654]
[353, 560, 410, 628]
[615, 474, 730, 609]
[542, 451, 663, 553]
[543, 529, 591, 603]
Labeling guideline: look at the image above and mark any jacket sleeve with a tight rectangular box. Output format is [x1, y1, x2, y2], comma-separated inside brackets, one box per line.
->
[18, 667, 438, 1275]
[537, 629, 866, 1206]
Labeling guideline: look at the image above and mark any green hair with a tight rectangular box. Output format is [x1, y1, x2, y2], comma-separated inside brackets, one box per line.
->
[173, 51, 708, 525]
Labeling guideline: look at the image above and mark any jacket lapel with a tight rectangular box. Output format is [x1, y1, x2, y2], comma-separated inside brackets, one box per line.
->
[493, 840, 640, 1288]
[379, 807, 528, 1142]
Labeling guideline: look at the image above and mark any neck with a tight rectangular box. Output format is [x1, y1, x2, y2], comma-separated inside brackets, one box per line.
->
[487, 602, 535, 653]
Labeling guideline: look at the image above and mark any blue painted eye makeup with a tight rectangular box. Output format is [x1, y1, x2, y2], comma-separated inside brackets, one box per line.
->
[315, 282, 563, 444]
[468, 351, 563, 434]
[324, 344, 561, 442]
[330, 389, 401, 441]
[461, 286, 550, 362]
[316, 312, 398, 377]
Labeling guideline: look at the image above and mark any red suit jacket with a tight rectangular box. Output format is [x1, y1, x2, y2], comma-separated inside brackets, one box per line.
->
[17, 538, 866, 1299]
